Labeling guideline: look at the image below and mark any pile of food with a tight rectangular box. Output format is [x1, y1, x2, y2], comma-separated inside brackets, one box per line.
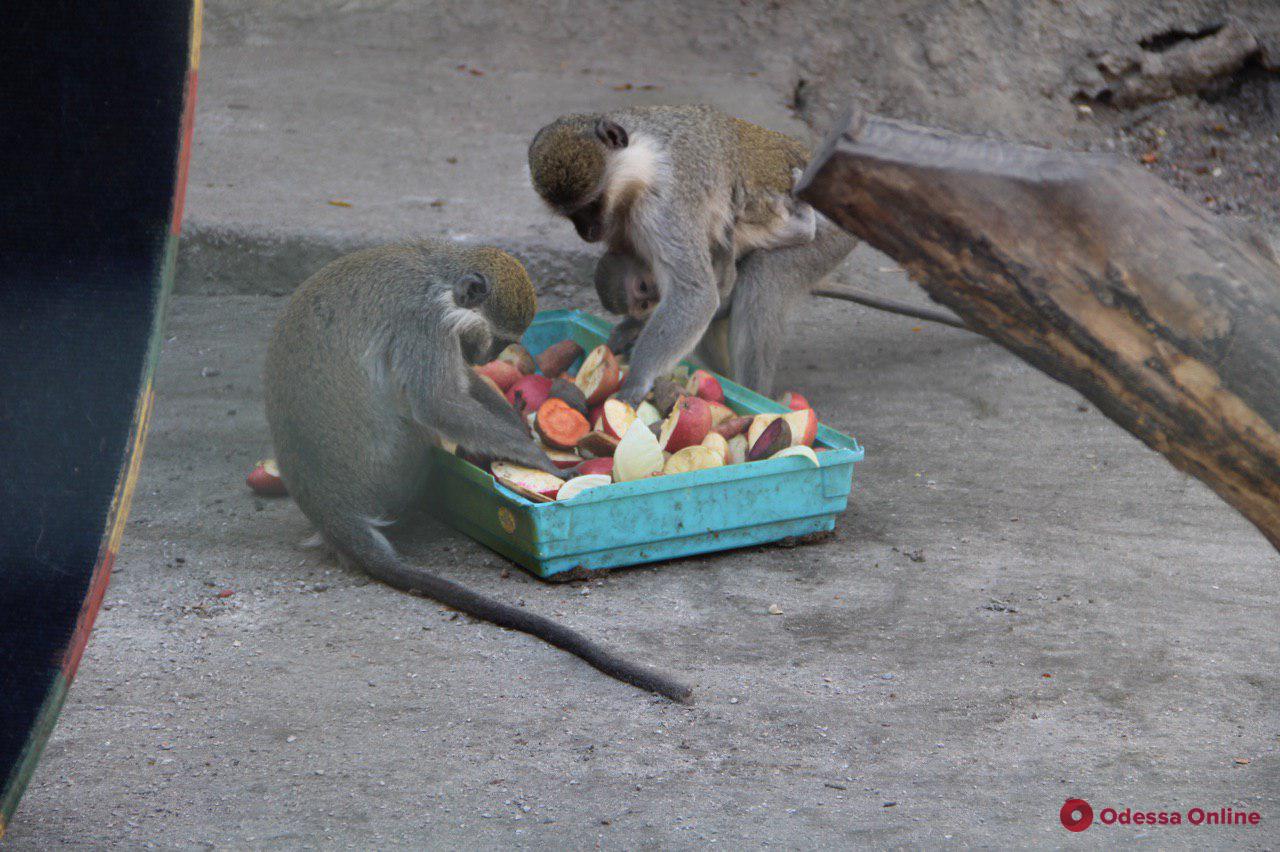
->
[471, 339, 823, 503]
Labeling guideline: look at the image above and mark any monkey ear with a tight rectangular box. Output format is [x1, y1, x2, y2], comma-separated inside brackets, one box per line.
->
[595, 119, 629, 150]
[453, 272, 490, 309]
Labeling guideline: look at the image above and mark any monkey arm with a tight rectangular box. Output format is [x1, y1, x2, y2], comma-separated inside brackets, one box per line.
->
[605, 315, 645, 355]
[616, 242, 720, 405]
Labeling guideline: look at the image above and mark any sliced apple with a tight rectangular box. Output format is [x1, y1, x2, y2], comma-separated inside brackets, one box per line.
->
[599, 398, 637, 439]
[663, 445, 725, 475]
[491, 461, 564, 502]
[613, 420, 664, 482]
[576, 430, 620, 458]
[556, 474, 613, 501]
[475, 359, 522, 392]
[576, 456, 615, 478]
[635, 400, 662, 426]
[498, 343, 537, 376]
[727, 433, 749, 465]
[777, 390, 811, 411]
[246, 459, 287, 496]
[746, 413, 781, 448]
[700, 431, 729, 463]
[770, 445, 820, 466]
[536, 339, 583, 379]
[506, 374, 553, 415]
[658, 396, 712, 452]
[706, 401, 736, 426]
[684, 369, 725, 404]
[748, 417, 792, 461]
[575, 345, 622, 406]
[543, 447, 582, 469]
[783, 408, 819, 447]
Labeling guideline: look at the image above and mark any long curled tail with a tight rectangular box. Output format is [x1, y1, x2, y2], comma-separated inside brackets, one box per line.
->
[325, 516, 694, 704]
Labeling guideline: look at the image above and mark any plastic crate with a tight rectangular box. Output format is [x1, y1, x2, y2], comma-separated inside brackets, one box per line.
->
[427, 309, 864, 579]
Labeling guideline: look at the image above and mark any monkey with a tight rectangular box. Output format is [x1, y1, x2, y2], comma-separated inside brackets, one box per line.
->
[264, 241, 692, 703]
[529, 104, 848, 403]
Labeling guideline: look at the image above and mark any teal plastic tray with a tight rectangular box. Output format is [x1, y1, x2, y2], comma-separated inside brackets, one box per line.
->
[427, 309, 865, 579]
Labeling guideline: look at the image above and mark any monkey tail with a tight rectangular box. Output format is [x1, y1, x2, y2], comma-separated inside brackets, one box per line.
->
[324, 517, 695, 704]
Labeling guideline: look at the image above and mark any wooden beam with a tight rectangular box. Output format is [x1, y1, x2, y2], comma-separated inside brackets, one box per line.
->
[797, 105, 1280, 549]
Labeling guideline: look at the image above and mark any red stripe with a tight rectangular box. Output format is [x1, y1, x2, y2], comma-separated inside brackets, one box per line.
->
[170, 69, 198, 235]
[60, 549, 114, 680]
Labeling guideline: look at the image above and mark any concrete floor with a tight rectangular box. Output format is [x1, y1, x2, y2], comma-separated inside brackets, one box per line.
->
[7, 273, 1278, 847]
[7, 4, 1280, 846]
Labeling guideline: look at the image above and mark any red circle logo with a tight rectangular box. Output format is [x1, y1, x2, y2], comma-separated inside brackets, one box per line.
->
[1060, 798, 1093, 832]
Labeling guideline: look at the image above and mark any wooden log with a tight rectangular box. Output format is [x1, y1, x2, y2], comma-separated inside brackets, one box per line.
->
[796, 105, 1280, 550]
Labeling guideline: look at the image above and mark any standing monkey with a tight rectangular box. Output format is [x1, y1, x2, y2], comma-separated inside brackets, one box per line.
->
[529, 104, 856, 400]
[264, 241, 692, 703]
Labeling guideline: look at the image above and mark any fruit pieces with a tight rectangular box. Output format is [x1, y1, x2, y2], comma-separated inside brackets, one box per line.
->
[613, 420, 664, 482]
[491, 461, 564, 502]
[771, 445, 820, 466]
[549, 378, 589, 417]
[649, 378, 685, 417]
[747, 417, 792, 461]
[663, 445, 725, 475]
[599, 398, 637, 439]
[557, 474, 613, 501]
[657, 396, 712, 452]
[506, 374, 552, 415]
[713, 415, 752, 440]
[543, 447, 582, 469]
[777, 390, 810, 411]
[498, 343, 537, 376]
[575, 345, 622, 406]
[535, 397, 590, 451]
[635, 401, 662, 426]
[576, 457, 615, 477]
[537, 339, 583, 378]
[247, 459, 287, 496]
[684, 369, 724, 404]
[726, 433, 749, 465]
[577, 431, 620, 457]
[476, 360, 522, 391]
[700, 432, 729, 463]
[745, 409, 818, 448]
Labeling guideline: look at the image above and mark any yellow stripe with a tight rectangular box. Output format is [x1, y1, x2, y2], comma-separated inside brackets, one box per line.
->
[189, 0, 203, 71]
[104, 386, 154, 556]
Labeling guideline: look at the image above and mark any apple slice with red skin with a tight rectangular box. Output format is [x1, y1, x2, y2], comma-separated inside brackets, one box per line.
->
[535, 397, 590, 450]
[657, 396, 712, 452]
[783, 408, 819, 447]
[498, 343, 537, 376]
[684, 369, 725, 404]
[575, 456, 615, 478]
[777, 390, 811, 411]
[599, 398, 637, 439]
[705, 401, 736, 426]
[475, 360, 522, 392]
[537, 339, 583, 379]
[575, 345, 622, 406]
[491, 461, 564, 502]
[247, 459, 288, 496]
[506, 374, 553, 414]
[542, 447, 582, 469]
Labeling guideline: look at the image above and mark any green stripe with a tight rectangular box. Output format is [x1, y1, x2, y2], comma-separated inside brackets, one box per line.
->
[1, 672, 70, 832]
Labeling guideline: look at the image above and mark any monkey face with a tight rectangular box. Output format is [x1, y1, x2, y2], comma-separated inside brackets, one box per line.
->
[568, 197, 606, 243]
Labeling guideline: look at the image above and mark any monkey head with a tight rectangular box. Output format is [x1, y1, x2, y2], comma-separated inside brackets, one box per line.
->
[448, 246, 538, 364]
[528, 113, 631, 244]
[594, 251, 657, 320]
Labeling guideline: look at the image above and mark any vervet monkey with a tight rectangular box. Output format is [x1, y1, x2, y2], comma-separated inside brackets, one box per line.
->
[264, 241, 692, 703]
[529, 104, 850, 402]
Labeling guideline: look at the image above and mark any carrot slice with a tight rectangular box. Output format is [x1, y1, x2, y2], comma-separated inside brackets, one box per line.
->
[534, 397, 590, 450]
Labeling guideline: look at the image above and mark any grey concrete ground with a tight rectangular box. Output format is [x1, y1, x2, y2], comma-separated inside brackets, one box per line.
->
[8, 2, 1280, 847]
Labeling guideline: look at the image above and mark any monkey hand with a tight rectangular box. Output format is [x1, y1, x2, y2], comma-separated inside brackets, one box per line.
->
[614, 371, 654, 408]
[606, 316, 644, 355]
